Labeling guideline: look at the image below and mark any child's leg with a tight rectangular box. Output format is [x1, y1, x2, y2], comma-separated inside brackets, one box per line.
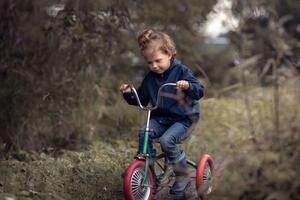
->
[159, 122, 189, 164]
[137, 119, 167, 156]
[159, 122, 191, 196]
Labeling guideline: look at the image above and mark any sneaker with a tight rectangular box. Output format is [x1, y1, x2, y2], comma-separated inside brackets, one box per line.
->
[169, 175, 191, 197]
[169, 159, 191, 197]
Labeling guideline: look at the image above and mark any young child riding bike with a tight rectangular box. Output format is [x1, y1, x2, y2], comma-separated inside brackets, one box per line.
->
[119, 28, 204, 197]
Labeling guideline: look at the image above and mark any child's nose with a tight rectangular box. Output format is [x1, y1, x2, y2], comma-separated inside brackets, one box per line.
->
[152, 63, 158, 69]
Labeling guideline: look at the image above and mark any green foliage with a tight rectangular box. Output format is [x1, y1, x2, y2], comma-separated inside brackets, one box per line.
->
[229, 0, 299, 84]
[100, 98, 145, 136]
[0, 0, 217, 151]
[0, 79, 299, 199]
[0, 140, 136, 200]
[0, 0, 299, 199]
[184, 78, 300, 199]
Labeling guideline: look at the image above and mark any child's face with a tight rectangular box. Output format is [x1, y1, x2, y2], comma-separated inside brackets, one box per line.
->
[143, 50, 172, 74]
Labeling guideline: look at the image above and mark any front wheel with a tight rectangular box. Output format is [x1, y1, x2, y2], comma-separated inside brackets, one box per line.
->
[123, 160, 154, 200]
[196, 154, 215, 199]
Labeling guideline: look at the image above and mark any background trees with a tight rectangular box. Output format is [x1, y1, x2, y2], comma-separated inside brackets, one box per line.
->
[0, 0, 217, 150]
[0, 0, 299, 199]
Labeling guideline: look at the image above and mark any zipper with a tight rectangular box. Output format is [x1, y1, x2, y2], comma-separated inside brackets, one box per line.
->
[160, 73, 164, 109]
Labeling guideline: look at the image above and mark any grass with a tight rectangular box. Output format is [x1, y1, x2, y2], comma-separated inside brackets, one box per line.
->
[0, 139, 136, 200]
[0, 78, 299, 199]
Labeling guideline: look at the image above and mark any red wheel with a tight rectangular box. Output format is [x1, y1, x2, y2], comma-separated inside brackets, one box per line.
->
[123, 160, 154, 200]
[196, 154, 215, 199]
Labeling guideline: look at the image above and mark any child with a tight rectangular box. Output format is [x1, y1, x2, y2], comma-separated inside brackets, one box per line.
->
[119, 29, 204, 197]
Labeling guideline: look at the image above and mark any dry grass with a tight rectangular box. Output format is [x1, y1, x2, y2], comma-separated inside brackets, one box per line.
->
[0, 78, 299, 200]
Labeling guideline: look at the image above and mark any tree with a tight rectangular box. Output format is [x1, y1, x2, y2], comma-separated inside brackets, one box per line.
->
[0, 0, 217, 152]
[229, 0, 299, 83]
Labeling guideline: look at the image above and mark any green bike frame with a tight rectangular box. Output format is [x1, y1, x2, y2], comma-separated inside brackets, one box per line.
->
[141, 110, 151, 185]
[130, 83, 177, 186]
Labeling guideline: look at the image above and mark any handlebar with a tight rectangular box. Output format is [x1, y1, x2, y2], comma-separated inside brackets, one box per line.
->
[130, 83, 176, 111]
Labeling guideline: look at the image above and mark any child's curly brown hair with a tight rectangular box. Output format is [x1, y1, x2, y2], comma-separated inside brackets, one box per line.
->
[137, 29, 177, 57]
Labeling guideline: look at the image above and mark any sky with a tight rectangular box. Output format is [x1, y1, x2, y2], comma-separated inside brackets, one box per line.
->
[202, 0, 239, 38]
[47, 0, 239, 39]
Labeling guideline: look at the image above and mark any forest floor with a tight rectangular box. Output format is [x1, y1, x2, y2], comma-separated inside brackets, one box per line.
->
[0, 146, 230, 200]
[1, 80, 299, 200]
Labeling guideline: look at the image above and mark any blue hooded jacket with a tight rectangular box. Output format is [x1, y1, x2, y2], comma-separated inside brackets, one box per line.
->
[123, 58, 204, 127]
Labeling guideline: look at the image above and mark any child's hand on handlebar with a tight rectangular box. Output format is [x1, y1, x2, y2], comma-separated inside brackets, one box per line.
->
[176, 80, 189, 90]
[119, 84, 132, 93]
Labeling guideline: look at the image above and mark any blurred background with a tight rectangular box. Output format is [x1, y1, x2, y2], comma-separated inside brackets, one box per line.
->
[0, 0, 299, 199]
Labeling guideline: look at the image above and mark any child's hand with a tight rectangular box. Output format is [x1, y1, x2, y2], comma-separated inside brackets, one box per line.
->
[119, 84, 132, 93]
[176, 80, 189, 90]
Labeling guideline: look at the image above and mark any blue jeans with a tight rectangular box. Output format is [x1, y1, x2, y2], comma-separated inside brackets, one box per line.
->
[138, 119, 190, 165]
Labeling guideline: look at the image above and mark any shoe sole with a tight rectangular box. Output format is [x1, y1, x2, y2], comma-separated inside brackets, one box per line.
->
[169, 180, 191, 197]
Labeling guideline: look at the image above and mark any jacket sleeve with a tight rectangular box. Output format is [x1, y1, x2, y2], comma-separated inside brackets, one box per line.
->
[122, 78, 150, 106]
[181, 67, 204, 100]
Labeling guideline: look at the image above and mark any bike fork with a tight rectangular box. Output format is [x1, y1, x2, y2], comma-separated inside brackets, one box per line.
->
[142, 110, 151, 186]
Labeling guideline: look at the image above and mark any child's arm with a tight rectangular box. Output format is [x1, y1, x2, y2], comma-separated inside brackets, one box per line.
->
[179, 67, 204, 100]
[120, 80, 150, 106]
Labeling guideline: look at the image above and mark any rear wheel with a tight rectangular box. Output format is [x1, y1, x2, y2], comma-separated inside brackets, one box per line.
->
[123, 160, 154, 200]
[196, 154, 214, 199]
